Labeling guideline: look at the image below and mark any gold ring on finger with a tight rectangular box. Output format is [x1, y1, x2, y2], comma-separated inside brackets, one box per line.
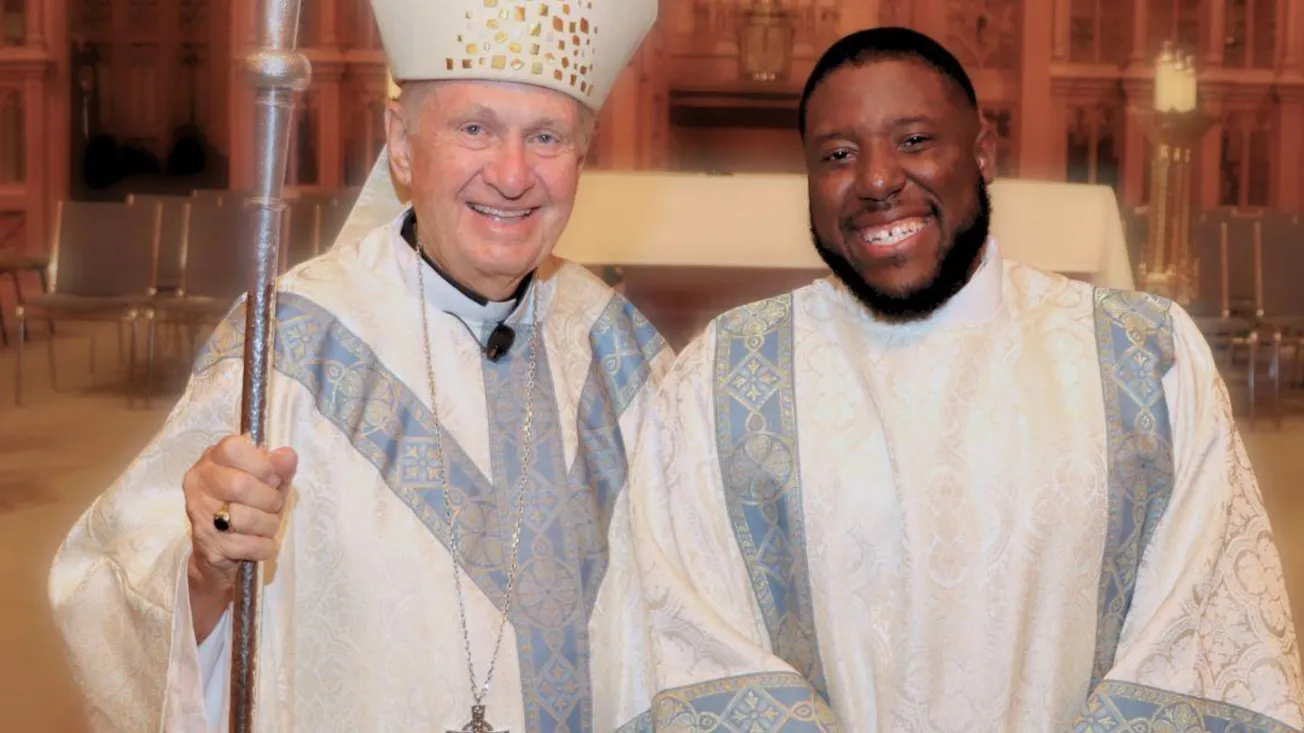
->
[213, 502, 233, 533]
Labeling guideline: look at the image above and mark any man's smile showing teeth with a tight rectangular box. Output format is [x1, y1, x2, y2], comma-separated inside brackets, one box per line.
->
[469, 203, 536, 220]
[861, 217, 927, 246]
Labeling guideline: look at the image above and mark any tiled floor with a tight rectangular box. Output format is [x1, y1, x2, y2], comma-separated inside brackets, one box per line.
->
[1, 323, 1301, 732]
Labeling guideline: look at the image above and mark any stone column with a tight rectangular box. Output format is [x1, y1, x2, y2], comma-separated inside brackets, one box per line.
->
[227, 0, 258, 190]
[42, 0, 69, 253]
[25, 0, 45, 48]
[1285, 0, 1304, 73]
[1128, 0, 1149, 66]
[314, 61, 344, 190]
[1120, 78, 1152, 207]
[1051, 0, 1071, 62]
[1197, 87, 1225, 209]
[637, 12, 670, 169]
[1276, 86, 1304, 212]
[24, 71, 47, 256]
[599, 62, 642, 169]
[1017, 0, 1057, 178]
[1204, 0, 1226, 66]
[158, 0, 182, 157]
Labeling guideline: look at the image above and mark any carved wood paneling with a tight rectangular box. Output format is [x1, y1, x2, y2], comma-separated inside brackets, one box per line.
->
[1069, 0, 1131, 63]
[70, 0, 111, 37]
[1, 0, 26, 46]
[179, 0, 207, 40]
[880, 0, 912, 26]
[948, 0, 1022, 70]
[1065, 99, 1122, 188]
[1219, 105, 1275, 207]
[981, 105, 1017, 175]
[673, 1, 841, 71]
[341, 73, 387, 186]
[1148, 0, 1201, 53]
[338, 0, 379, 49]
[0, 87, 23, 183]
[288, 89, 320, 186]
[126, 0, 157, 34]
[1222, 0, 1278, 69]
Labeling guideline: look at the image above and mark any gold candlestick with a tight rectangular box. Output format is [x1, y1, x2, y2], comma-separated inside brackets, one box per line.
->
[1134, 109, 1213, 306]
[1132, 41, 1213, 307]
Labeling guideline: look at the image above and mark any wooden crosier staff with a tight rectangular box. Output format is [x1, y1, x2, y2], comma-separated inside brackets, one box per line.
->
[231, 0, 310, 730]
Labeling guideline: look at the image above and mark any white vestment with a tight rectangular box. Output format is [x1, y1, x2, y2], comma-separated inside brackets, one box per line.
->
[627, 241, 1304, 732]
[49, 210, 674, 733]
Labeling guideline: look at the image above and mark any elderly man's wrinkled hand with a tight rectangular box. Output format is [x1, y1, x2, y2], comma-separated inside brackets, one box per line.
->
[183, 434, 298, 588]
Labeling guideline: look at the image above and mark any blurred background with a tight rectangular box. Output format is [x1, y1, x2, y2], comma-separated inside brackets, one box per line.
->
[1, 1, 1302, 730]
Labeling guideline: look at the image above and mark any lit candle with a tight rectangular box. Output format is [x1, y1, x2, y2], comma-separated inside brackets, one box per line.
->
[1154, 44, 1170, 109]
[1155, 43, 1176, 111]
[1173, 55, 1188, 112]
[1183, 62, 1198, 112]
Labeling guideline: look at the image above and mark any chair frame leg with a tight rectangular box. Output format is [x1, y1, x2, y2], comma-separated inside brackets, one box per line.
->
[1272, 331, 1282, 430]
[46, 315, 59, 394]
[14, 306, 25, 406]
[1247, 333, 1258, 427]
[36, 269, 54, 336]
[144, 310, 157, 410]
[127, 312, 139, 410]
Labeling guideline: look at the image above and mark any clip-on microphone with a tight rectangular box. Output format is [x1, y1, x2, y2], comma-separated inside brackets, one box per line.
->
[483, 323, 515, 362]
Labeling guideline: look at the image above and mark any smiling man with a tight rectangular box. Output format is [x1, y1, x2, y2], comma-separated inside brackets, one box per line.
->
[627, 26, 1304, 733]
[49, 1, 675, 732]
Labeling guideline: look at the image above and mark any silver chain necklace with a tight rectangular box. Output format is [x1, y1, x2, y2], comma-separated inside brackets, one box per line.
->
[413, 239, 538, 733]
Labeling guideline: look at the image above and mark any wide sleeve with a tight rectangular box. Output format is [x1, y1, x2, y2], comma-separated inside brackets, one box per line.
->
[47, 354, 245, 733]
[1074, 305, 1304, 732]
[625, 332, 839, 732]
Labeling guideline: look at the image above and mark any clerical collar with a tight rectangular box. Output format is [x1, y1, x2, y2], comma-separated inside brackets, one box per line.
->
[398, 209, 532, 326]
[925, 237, 1004, 325]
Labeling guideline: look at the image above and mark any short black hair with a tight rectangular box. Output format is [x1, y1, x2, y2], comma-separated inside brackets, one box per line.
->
[798, 26, 979, 140]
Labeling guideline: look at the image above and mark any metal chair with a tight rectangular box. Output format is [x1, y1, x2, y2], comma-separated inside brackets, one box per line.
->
[0, 248, 51, 347]
[1257, 213, 1304, 427]
[144, 197, 247, 406]
[125, 194, 189, 294]
[14, 199, 163, 407]
[1189, 211, 1263, 422]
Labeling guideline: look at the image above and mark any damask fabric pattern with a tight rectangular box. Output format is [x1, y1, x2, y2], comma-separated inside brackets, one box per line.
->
[627, 248, 1304, 733]
[1078, 681, 1299, 733]
[1088, 288, 1177, 691]
[48, 218, 674, 733]
[711, 294, 827, 701]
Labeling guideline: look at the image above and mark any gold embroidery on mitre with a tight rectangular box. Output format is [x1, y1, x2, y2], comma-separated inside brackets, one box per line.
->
[442, 0, 599, 96]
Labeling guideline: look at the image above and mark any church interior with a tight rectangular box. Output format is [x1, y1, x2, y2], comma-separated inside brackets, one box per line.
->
[2, 0, 1304, 729]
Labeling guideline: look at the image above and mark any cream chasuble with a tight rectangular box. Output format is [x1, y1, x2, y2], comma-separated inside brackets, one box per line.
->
[627, 241, 1304, 732]
[48, 210, 674, 733]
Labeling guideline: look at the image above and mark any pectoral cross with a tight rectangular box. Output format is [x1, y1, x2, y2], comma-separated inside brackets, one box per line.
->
[449, 705, 505, 733]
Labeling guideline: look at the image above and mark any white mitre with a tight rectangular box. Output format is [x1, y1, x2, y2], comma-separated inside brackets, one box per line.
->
[331, 0, 657, 252]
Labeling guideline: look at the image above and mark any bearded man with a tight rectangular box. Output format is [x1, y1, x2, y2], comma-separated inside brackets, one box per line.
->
[626, 26, 1304, 733]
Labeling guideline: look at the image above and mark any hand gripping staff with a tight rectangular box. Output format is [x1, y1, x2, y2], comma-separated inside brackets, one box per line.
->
[231, 0, 309, 730]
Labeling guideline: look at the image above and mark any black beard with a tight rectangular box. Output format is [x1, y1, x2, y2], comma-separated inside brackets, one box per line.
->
[811, 181, 992, 322]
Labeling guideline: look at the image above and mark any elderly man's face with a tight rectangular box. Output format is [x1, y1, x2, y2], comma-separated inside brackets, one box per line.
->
[386, 80, 588, 299]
